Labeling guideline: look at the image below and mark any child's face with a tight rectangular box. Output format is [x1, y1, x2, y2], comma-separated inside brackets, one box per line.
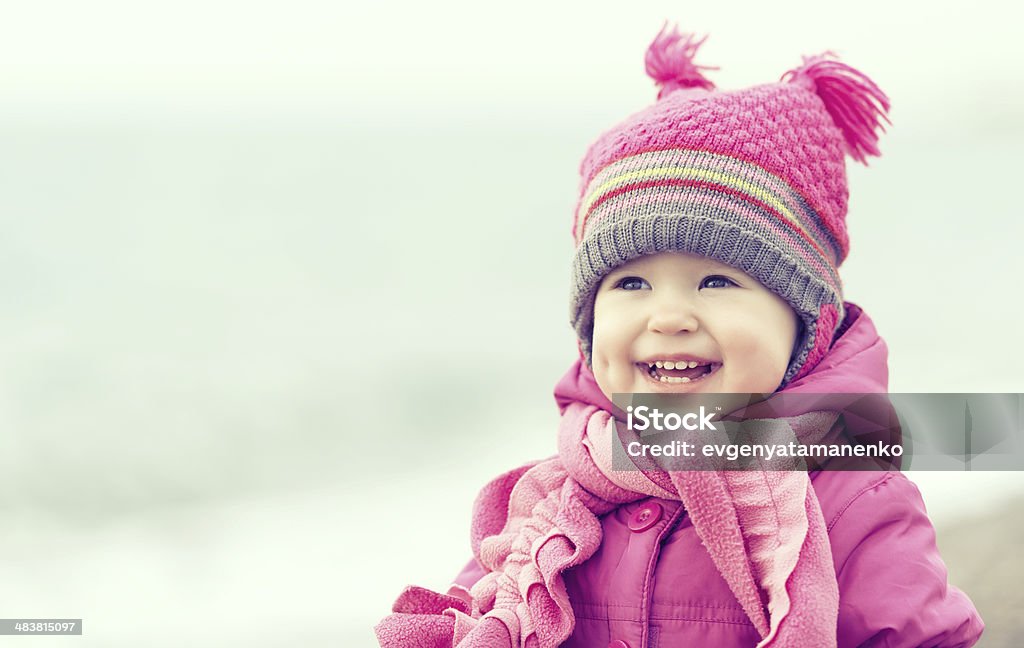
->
[591, 251, 799, 397]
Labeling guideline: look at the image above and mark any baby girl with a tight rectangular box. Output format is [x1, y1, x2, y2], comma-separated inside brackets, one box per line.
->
[377, 24, 983, 648]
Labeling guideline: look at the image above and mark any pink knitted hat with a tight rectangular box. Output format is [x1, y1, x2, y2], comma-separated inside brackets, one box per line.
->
[570, 24, 890, 386]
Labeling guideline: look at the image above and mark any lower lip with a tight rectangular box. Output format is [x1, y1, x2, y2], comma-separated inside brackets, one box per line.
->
[637, 363, 721, 389]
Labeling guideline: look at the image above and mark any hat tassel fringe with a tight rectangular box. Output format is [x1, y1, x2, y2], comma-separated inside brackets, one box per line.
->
[644, 22, 719, 99]
[783, 53, 892, 165]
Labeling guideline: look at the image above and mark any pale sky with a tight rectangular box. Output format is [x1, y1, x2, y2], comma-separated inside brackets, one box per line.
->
[2, 0, 1021, 131]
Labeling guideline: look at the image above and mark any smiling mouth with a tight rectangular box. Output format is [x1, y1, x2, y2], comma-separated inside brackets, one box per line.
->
[637, 360, 721, 385]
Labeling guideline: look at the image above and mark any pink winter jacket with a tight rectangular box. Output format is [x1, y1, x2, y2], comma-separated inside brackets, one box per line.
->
[453, 304, 984, 647]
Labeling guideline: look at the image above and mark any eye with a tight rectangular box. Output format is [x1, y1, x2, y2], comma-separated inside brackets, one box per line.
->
[701, 275, 737, 289]
[615, 276, 650, 291]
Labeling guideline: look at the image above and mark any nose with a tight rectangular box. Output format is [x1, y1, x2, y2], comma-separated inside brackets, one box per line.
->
[647, 294, 700, 335]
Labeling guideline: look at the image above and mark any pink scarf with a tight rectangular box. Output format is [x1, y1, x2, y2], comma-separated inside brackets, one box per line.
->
[377, 305, 891, 648]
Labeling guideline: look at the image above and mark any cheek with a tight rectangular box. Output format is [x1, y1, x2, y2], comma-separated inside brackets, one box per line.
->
[728, 331, 776, 373]
[590, 321, 622, 384]
[591, 300, 627, 362]
[591, 303, 638, 395]
[589, 338, 617, 401]
[772, 308, 800, 367]
[719, 312, 797, 382]
[741, 317, 798, 384]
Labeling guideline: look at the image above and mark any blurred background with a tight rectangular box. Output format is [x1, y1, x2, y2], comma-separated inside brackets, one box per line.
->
[1, 0, 1022, 645]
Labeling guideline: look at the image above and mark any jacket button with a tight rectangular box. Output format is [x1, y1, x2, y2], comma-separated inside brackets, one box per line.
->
[608, 641, 630, 648]
[627, 501, 663, 532]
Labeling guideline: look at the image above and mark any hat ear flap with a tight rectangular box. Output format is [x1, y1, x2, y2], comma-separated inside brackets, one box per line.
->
[782, 53, 892, 165]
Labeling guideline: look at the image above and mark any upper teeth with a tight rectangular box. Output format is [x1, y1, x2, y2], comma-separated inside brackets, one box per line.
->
[651, 360, 702, 370]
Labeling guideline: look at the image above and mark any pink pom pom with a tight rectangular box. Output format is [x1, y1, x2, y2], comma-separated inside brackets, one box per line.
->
[644, 22, 718, 99]
[782, 53, 892, 165]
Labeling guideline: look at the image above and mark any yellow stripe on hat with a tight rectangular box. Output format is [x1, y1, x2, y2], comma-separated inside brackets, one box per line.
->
[577, 166, 806, 241]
